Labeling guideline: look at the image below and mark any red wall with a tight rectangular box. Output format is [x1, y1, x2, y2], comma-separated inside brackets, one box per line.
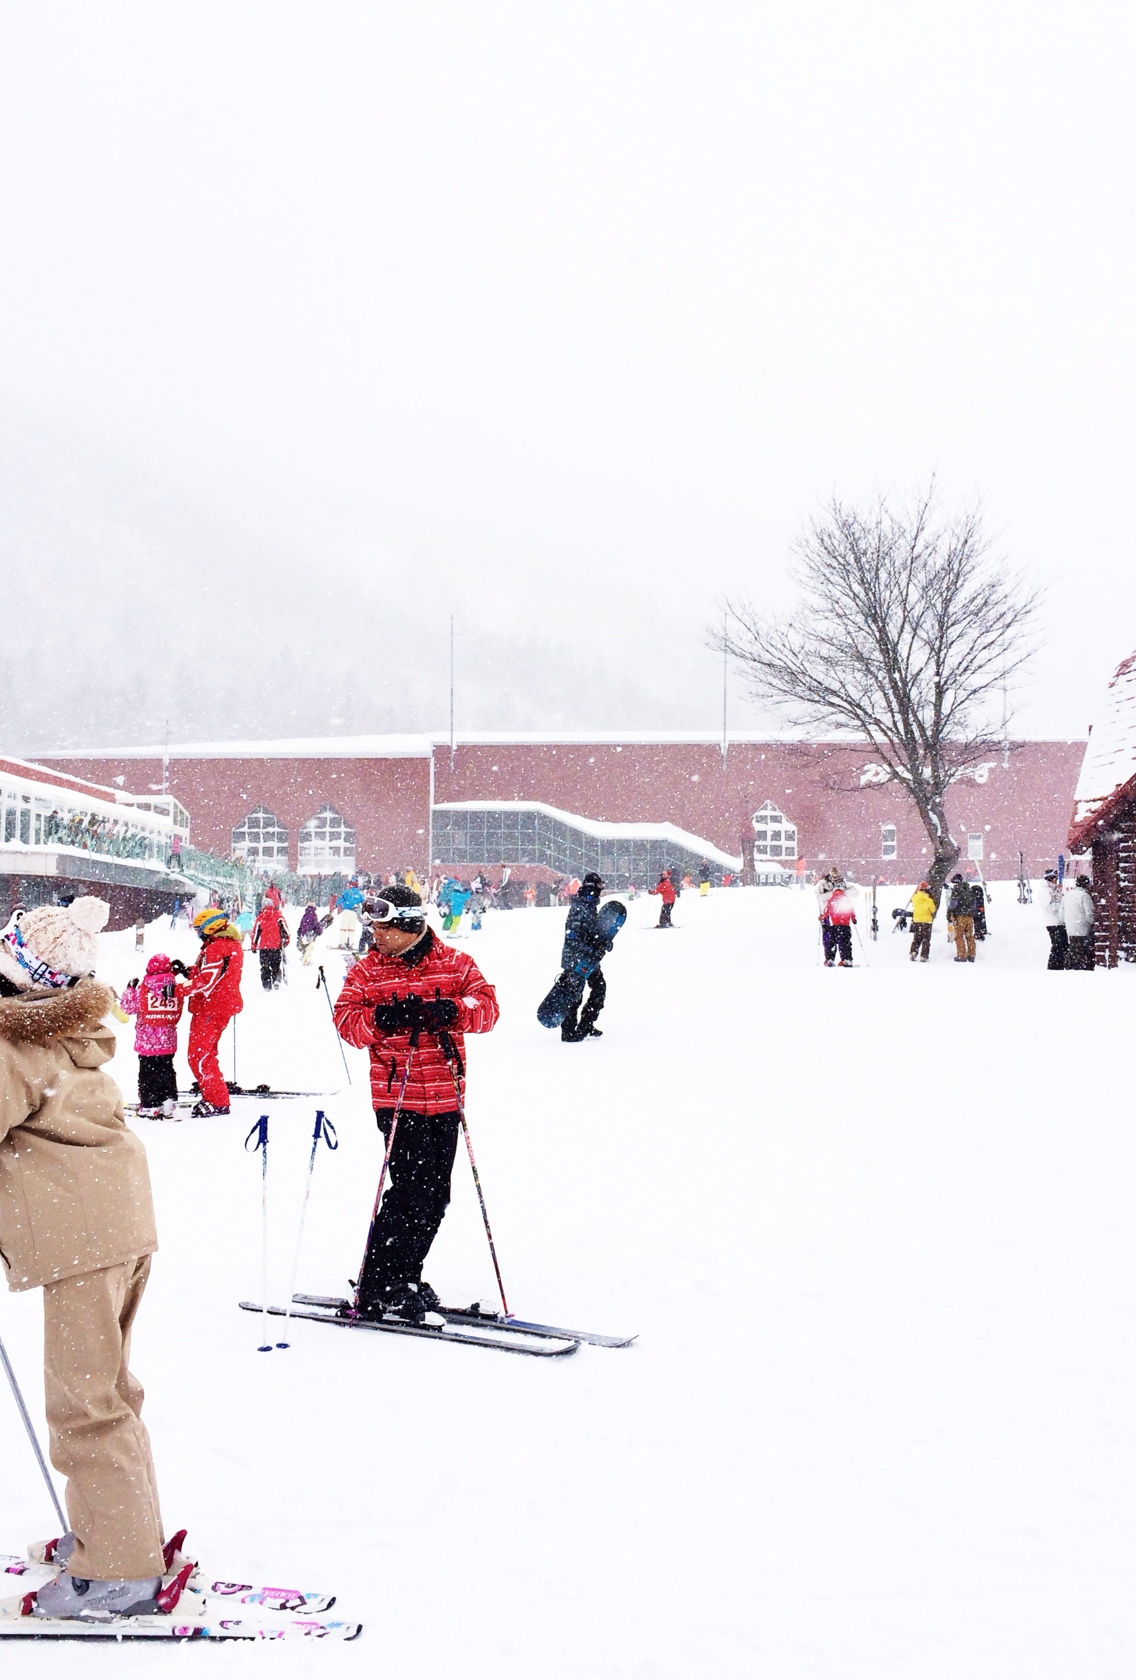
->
[432, 739, 1085, 877]
[43, 738, 1085, 881]
[46, 757, 434, 877]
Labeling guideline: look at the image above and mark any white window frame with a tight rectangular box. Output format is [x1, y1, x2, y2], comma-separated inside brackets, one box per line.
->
[751, 801, 798, 861]
[232, 806, 290, 866]
[881, 823, 897, 860]
[967, 833, 984, 861]
[298, 805, 357, 875]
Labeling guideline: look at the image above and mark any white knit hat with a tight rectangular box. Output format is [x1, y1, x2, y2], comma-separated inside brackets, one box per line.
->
[0, 897, 110, 991]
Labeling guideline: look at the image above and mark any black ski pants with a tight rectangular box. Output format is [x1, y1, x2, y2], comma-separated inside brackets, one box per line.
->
[657, 900, 673, 927]
[1046, 925, 1068, 970]
[259, 948, 283, 989]
[909, 923, 932, 961]
[1067, 934, 1095, 971]
[357, 1108, 461, 1304]
[562, 965, 606, 1041]
[826, 925, 853, 965]
[137, 1054, 177, 1108]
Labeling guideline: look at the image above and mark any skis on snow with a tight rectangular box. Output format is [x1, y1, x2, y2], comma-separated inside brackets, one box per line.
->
[290, 1291, 637, 1350]
[0, 1551, 359, 1641]
[239, 1299, 581, 1357]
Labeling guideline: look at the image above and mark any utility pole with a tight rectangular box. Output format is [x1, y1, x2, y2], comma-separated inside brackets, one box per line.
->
[162, 719, 170, 795]
[449, 615, 455, 773]
[720, 610, 729, 767]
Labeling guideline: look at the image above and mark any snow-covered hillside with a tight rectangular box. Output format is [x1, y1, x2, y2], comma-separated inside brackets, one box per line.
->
[3, 883, 1133, 1676]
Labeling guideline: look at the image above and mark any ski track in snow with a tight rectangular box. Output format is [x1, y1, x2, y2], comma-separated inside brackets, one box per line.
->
[2, 886, 1135, 1677]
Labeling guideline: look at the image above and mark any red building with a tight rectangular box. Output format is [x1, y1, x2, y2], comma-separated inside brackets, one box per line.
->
[39, 732, 1084, 887]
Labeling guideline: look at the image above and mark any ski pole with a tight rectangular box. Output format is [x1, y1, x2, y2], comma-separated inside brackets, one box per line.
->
[281, 1109, 338, 1339]
[351, 1046, 416, 1314]
[317, 966, 352, 1085]
[852, 922, 870, 966]
[441, 1040, 511, 1319]
[0, 1331, 68, 1533]
[244, 1115, 279, 1351]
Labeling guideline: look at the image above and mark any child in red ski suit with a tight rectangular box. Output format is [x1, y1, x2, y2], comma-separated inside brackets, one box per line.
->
[186, 908, 244, 1116]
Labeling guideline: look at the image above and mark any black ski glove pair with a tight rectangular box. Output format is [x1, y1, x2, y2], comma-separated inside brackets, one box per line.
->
[169, 958, 190, 978]
[372, 992, 460, 1036]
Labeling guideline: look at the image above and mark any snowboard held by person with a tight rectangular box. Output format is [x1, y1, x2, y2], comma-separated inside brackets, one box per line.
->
[185, 907, 244, 1115]
[0, 897, 170, 1620]
[558, 872, 614, 1041]
[333, 886, 500, 1322]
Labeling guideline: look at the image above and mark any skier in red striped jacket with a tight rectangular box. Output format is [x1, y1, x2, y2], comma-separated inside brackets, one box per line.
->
[333, 884, 499, 1321]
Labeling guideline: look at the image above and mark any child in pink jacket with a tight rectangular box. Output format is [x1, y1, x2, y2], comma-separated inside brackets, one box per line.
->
[120, 953, 188, 1119]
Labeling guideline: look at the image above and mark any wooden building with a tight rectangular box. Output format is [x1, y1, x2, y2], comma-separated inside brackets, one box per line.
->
[1067, 652, 1136, 966]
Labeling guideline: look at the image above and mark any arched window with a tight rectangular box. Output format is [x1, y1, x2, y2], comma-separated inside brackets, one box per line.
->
[298, 805, 357, 875]
[232, 806, 289, 866]
[752, 801, 797, 860]
[881, 823, 897, 860]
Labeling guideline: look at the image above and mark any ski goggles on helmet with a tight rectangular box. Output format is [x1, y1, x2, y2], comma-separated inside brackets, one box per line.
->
[362, 897, 424, 926]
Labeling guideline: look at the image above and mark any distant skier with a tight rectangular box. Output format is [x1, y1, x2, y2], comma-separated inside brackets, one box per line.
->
[252, 900, 289, 990]
[947, 874, 978, 963]
[1042, 869, 1068, 969]
[821, 880, 857, 966]
[1064, 874, 1095, 969]
[186, 907, 244, 1115]
[333, 886, 499, 1321]
[0, 898, 169, 1621]
[650, 869, 677, 928]
[559, 872, 613, 1041]
[335, 880, 365, 951]
[120, 954, 189, 1116]
[909, 881, 937, 963]
[296, 902, 322, 965]
[699, 862, 711, 897]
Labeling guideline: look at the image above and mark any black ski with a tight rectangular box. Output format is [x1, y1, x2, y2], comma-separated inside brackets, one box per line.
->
[292, 1292, 636, 1349]
[239, 1301, 578, 1358]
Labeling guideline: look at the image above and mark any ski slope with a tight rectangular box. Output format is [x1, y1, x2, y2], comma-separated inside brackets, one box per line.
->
[2, 884, 1134, 1676]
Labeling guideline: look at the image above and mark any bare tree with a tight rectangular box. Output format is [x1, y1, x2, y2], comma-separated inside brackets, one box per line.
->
[715, 488, 1041, 894]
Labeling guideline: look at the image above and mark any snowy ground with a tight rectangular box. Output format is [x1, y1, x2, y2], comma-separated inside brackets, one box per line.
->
[3, 882, 1135, 1677]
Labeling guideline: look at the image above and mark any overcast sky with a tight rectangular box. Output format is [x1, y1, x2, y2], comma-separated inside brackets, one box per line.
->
[2, 2, 1133, 739]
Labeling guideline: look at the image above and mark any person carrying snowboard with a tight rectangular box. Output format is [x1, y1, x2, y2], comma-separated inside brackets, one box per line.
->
[650, 869, 677, 927]
[558, 872, 614, 1042]
[0, 897, 170, 1621]
[185, 907, 244, 1115]
[333, 886, 499, 1322]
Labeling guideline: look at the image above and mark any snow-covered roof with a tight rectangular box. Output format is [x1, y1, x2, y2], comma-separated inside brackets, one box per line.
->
[36, 730, 1085, 761]
[1068, 652, 1136, 849]
[434, 799, 742, 870]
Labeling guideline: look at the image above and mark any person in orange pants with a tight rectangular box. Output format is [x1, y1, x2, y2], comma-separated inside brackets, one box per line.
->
[186, 908, 244, 1115]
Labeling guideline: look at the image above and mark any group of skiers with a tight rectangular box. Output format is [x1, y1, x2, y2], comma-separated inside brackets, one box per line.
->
[1042, 870, 1095, 969]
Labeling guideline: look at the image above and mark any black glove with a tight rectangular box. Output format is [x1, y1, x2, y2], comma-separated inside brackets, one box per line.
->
[170, 959, 189, 978]
[127, 977, 139, 989]
[421, 996, 459, 1032]
[373, 994, 418, 1034]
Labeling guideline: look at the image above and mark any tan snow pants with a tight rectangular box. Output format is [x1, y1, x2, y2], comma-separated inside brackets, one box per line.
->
[42, 1255, 165, 1580]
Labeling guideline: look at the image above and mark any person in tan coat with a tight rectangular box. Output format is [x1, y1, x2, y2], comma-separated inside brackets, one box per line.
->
[0, 897, 167, 1620]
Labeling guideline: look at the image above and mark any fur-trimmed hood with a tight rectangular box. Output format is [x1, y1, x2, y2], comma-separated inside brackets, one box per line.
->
[0, 978, 115, 1047]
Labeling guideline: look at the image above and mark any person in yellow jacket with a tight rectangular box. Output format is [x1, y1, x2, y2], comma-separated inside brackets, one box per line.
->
[909, 882, 937, 962]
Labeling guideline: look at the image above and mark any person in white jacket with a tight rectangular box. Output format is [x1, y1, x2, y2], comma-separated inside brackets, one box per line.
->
[1042, 869, 1068, 970]
[1064, 875, 1095, 970]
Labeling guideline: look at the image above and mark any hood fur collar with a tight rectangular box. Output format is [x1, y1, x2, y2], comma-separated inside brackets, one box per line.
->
[0, 978, 116, 1045]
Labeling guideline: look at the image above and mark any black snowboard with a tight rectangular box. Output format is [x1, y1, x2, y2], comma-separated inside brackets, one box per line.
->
[537, 901, 626, 1029]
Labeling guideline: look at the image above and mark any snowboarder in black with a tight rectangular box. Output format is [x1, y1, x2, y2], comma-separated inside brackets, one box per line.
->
[560, 873, 613, 1042]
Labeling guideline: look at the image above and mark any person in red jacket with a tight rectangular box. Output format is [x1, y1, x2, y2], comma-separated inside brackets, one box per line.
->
[649, 869, 677, 928]
[333, 885, 499, 1321]
[251, 900, 290, 991]
[186, 907, 244, 1116]
[821, 883, 857, 967]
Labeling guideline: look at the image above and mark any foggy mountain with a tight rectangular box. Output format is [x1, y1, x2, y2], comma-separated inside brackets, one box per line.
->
[0, 406, 740, 756]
